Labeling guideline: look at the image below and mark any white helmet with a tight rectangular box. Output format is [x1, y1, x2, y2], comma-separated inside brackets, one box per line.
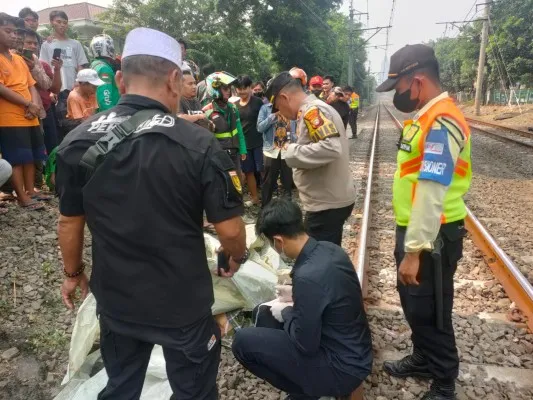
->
[90, 34, 115, 59]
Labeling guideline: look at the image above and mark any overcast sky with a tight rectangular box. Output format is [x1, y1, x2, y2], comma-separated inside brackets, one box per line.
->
[5, 0, 479, 80]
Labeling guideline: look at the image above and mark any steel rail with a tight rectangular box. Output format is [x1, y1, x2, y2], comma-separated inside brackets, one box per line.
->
[465, 117, 533, 140]
[354, 105, 380, 297]
[385, 104, 533, 331]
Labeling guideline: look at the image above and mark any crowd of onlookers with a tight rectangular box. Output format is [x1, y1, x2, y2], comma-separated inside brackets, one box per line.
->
[0, 6, 360, 214]
[0, 8, 121, 212]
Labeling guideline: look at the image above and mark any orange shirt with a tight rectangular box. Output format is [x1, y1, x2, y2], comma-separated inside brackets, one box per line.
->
[66, 88, 98, 120]
[0, 52, 39, 127]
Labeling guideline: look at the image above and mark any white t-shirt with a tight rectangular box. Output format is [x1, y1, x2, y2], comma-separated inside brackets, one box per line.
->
[40, 38, 88, 91]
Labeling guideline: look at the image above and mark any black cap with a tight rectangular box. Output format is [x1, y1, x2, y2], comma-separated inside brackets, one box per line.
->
[376, 44, 439, 92]
[265, 71, 294, 112]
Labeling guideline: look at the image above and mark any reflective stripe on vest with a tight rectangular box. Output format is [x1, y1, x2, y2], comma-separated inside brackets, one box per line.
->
[215, 128, 239, 139]
[393, 97, 472, 226]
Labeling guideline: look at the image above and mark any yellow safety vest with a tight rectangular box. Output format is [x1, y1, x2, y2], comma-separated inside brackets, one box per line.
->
[393, 97, 472, 226]
[350, 93, 359, 109]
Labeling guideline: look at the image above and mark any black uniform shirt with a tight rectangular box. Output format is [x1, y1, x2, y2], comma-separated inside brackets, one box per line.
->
[236, 95, 264, 149]
[330, 99, 350, 129]
[56, 94, 244, 328]
[281, 238, 373, 380]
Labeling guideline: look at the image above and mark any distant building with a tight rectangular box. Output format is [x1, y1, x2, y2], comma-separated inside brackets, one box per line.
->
[37, 2, 123, 52]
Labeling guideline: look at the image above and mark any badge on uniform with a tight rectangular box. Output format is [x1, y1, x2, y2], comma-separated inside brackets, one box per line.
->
[305, 108, 324, 129]
[304, 107, 339, 143]
[402, 124, 420, 143]
[399, 142, 412, 152]
[229, 171, 242, 194]
[207, 334, 217, 351]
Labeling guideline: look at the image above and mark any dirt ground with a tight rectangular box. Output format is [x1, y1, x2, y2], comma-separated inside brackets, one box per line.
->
[460, 103, 533, 130]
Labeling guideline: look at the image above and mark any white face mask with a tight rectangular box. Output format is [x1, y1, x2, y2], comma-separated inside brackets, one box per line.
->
[274, 238, 292, 262]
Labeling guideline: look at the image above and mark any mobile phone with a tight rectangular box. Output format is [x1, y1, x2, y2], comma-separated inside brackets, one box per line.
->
[53, 48, 62, 60]
[217, 251, 230, 275]
[22, 49, 33, 60]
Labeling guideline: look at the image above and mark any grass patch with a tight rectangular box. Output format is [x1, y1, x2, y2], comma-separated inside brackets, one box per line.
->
[29, 327, 68, 353]
[41, 261, 55, 278]
[0, 298, 12, 314]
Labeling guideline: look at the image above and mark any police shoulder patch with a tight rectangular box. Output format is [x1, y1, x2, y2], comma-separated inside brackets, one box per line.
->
[229, 170, 242, 194]
[303, 107, 339, 143]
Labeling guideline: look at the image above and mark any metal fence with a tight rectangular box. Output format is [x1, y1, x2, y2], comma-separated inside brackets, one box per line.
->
[488, 89, 533, 105]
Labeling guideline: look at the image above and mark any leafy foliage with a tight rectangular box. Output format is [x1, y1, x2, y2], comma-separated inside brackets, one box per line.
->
[98, 0, 371, 90]
[431, 0, 533, 95]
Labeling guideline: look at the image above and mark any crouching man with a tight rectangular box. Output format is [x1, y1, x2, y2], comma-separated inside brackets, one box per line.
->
[232, 199, 372, 400]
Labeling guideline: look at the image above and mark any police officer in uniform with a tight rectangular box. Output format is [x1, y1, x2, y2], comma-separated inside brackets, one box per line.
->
[376, 44, 472, 400]
[265, 72, 355, 246]
[55, 28, 248, 400]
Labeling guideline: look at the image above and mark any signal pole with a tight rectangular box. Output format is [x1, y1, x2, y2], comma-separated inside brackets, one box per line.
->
[474, 2, 490, 116]
[348, 0, 355, 86]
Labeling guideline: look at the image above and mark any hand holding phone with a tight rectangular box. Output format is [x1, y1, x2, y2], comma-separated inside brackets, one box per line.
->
[53, 48, 62, 61]
[22, 49, 33, 60]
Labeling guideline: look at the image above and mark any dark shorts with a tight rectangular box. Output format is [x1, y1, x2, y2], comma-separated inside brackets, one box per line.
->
[242, 146, 264, 173]
[0, 126, 46, 166]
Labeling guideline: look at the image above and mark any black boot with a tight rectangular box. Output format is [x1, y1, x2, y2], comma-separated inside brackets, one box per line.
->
[383, 352, 432, 379]
[421, 379, 456, 399]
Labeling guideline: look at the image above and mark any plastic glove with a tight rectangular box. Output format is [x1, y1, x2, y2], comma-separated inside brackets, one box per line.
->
[275, 284, 293, 303]
[270, 299, 293, 322]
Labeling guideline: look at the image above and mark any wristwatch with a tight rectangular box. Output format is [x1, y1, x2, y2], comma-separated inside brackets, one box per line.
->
[232, 248, 250, 265]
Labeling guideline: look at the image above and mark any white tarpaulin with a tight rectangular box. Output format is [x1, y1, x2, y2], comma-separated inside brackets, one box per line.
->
[55, 228, 287, 399]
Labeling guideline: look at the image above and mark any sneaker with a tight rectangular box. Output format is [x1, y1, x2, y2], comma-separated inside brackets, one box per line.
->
[383, 353, 432, 379]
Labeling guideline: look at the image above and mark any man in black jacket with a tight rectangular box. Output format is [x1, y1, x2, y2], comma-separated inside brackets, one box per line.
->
[232, 199, 372, 400]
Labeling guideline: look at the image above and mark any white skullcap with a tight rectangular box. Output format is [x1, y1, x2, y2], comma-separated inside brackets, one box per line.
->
[122, 28, 182, 68]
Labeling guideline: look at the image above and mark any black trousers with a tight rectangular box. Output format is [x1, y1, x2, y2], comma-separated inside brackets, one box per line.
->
[262, 153, 293, 207]
[97, 314, 221, 400]
[305, 203, 354, 246]
[42, 106, 59, 155]
[394, 221, 465, 380]
[349, 108, 358, 137]
[232, 305, 361, 400]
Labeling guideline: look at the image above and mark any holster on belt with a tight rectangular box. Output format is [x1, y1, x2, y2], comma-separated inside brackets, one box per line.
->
[431, 235, 444, 331]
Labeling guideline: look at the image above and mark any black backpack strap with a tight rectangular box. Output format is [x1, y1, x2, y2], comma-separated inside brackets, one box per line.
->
[79, 109, 163, 175]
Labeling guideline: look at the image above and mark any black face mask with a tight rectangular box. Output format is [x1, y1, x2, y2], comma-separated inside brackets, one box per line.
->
[255, 91, 264, 98]
[393, 80, 419, 113]
[311, 89, 322, 97]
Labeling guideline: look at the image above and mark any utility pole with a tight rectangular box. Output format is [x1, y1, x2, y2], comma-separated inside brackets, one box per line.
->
[474, 2, 490, 116]
[348, 0, 355, 86]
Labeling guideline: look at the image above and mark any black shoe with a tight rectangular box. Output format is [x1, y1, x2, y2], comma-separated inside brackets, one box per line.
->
[383, 353, 432, 379]
[421, 379, 456, 400]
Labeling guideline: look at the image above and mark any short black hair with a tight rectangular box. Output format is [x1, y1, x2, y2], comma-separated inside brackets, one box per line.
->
[182, 69, 192, 76]
[0, 13, 17, 27]
[23, 29, 38, 40]
[19, 8, 39, 20]
[178, 38, 187, 49]
[342, 85, 353, 93]
[323, 75, 335, 84]
[202, 63, 215, 76]
[256, 199, 305, 240]
[122, 55, 180, 86]
[14, 17, 26, 30]
[235, 75, 253, 89]
[49, 10, 68, 22]
[409, 64, 441, 85]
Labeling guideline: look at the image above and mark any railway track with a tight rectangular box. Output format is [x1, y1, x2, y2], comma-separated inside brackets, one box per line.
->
[466, 117, 533, 149]
[349, 104, 533, 399]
